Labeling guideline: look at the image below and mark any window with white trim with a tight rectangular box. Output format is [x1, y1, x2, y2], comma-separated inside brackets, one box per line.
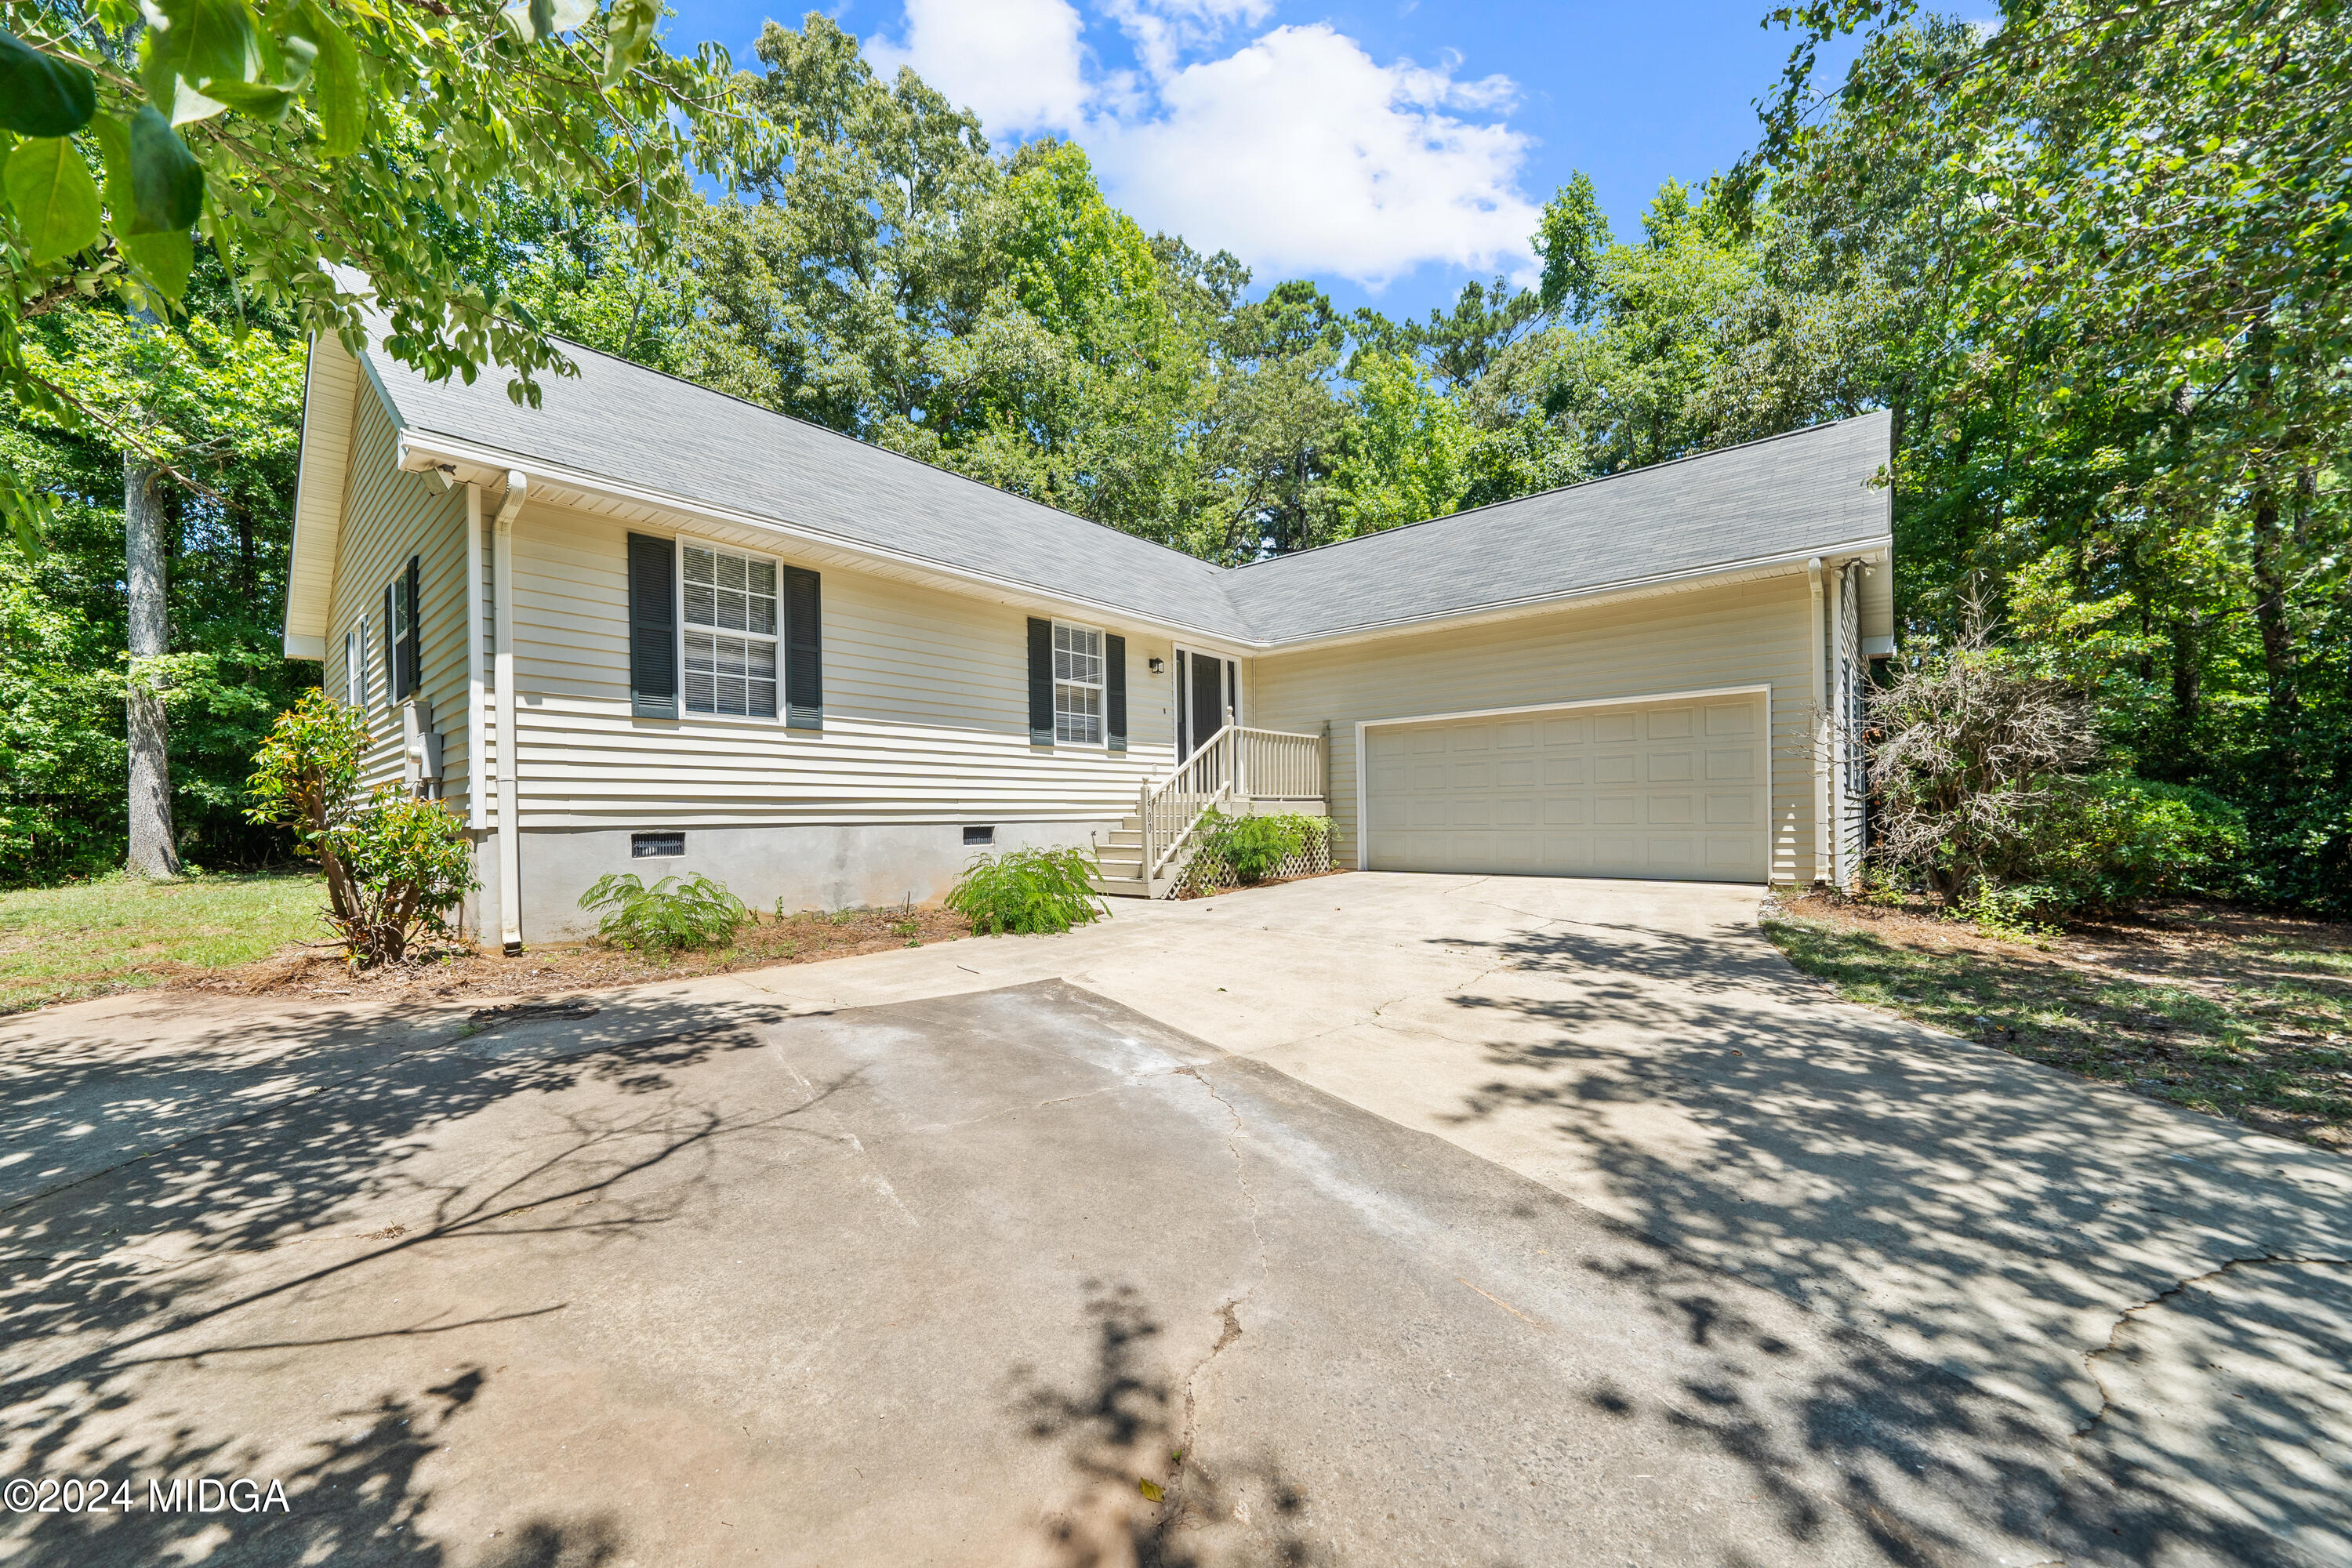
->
[354, 619, 372, 707]
[683, 544, 778, 718]
[1053, 621, 1103, 746]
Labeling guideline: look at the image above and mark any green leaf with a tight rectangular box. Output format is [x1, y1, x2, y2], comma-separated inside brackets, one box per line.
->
[140, 0, 264, 125]
[290, 2, 362, 158]
[1, 487, 53, 561]
[125, 107, 204, 234]
[4, 136, 101, 265]
[119, 225, 194, 301]
[0, 27, 97, 137]
[1137, 1479, 1163, 1503]
[601, 0, 659, 85]
[200, 77, 299, 122]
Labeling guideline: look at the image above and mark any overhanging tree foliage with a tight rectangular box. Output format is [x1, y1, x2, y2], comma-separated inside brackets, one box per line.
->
[0, 0, 764, 547]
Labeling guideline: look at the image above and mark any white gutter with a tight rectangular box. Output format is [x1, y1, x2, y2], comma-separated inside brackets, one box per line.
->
[1807, 556, 1828, 887]
[492, 470, 527, 954]
[394, 430, 1890, 656]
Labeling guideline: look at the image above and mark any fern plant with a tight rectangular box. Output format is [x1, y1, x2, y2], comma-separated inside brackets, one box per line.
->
[578, 873, 750, 951]
[945, 847, 1106, 935]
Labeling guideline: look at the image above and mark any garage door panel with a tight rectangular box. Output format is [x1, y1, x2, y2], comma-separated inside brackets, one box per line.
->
[1367, 694, 1766, 883]
[1705, 792, 1753, 826]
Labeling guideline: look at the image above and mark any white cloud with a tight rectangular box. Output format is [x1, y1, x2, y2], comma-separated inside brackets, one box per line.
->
[1102, 0, 1275, 81]
[1091, 24, 1541, 286]
[863, 4, 1542, 288]
[866, 0, 1092, 134]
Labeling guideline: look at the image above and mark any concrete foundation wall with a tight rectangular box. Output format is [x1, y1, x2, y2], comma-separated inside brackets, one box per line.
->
[479, 818, 1115, 941]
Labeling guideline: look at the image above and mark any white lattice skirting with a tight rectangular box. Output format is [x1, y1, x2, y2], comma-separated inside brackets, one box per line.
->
[1171, 822, 1338, 898]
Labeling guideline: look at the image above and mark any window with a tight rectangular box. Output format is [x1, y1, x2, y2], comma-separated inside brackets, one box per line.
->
[682, 544, 778, 718]
[1053, 621, 1103, 746]
[343, 629, 358, 705]
[963, 825, 995, 846]
[632, 832, 686, 858]
[384, 557, 417, 702]
[355, 619, 372, 707]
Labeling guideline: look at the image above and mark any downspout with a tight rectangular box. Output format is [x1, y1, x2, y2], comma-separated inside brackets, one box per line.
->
[1807, 557, 1828, 887]
[1827, 561, 1846, 892]
[465, 485, 486, 833]
[492, 471, 528, 954]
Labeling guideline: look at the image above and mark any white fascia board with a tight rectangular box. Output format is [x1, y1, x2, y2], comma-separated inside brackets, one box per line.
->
[282, 336, 362, 656]
[397, 427, 1893, 657]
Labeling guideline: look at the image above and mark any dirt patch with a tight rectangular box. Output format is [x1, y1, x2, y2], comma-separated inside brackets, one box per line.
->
[173, 904, 979, 1011]
[1763, 891, 2352, 1152]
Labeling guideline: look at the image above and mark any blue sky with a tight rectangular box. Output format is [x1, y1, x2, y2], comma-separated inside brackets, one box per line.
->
[656, 0, 1849, 323]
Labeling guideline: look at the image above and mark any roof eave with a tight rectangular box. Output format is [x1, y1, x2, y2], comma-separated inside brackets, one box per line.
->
[392, 429, 1267, 655]
[1249, 536, 1895, 655]
[281, 335, 369, 659]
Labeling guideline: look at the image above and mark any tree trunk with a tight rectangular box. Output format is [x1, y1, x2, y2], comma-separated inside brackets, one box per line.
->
[2249, 478, 2299, 731]
[124, 452, 181, 879]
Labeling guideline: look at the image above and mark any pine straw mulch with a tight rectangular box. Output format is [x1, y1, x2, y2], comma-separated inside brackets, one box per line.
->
[1762, 890, 2352, 1152]
[173, 904, 978, 1011]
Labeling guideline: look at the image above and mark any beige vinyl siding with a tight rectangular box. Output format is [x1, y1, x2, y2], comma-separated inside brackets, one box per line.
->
[322, 387, 470, 806]
[1252, 575, 1822, 884]
[503, 501, 1179, 827]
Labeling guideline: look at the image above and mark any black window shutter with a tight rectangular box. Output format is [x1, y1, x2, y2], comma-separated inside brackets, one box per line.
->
[626, 532, 678, 719]
[1105, 634, 1127, 752]
[1026, 617, 1053, 745]
[784, 566, 822, 731]
[402, 555, 421, 700]
[383, 582, 395, 701]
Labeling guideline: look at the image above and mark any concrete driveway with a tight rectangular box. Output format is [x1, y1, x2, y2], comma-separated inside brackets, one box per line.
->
[4, 873, 2348, 1567]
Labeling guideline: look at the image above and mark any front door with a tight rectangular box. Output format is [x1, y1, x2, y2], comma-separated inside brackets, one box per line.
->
[1178, 649, 1234, 760]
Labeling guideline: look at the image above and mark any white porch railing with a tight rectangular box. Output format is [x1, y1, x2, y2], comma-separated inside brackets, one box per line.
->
[1138, 724, 1326, 887]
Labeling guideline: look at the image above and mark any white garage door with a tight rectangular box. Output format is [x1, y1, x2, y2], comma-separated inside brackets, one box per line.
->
[1363, 693, 1769, 882]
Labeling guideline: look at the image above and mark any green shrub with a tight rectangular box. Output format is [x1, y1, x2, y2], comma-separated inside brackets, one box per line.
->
[2007, 774, 2246, 914]
[945, 847, 1105, 935]
[1192, 810, 1333, 885]
[579, 872, 750, 951]
[245, 692, 476, 965]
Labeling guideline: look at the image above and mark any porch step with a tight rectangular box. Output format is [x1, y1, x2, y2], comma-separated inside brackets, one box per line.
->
[1091, 873, 1151, 898]
[1100, 829, 1143, 849]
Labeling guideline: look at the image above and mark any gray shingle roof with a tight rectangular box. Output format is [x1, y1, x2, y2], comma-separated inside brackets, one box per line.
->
[1221, 411, 1894, 643]
[359, 336, 1890, 646]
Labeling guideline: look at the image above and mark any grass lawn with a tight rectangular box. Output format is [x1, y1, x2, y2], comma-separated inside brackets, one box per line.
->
[1764, 891, 2352, 1151]
[0, 869, 328, 1014]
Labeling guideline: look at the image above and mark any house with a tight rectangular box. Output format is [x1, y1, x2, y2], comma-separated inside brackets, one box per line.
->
[282, 327, 1894, 949]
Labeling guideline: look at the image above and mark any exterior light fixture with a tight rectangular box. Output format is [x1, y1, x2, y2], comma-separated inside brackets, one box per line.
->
[1148, 657, 1165, 674]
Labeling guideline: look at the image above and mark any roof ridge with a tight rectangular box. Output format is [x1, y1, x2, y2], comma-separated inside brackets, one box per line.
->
[1231, 409, 1890, 573]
